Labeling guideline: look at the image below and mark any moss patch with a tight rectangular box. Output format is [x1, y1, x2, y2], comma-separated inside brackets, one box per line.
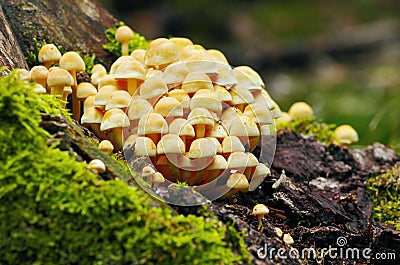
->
[0, 72, 249, 264]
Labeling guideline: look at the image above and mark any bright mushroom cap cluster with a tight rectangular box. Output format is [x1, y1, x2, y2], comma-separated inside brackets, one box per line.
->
[27, 26, 280, 199]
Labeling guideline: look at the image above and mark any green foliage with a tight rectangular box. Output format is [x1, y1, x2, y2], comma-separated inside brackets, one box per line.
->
[103, 21, 150, 58]
[367, 165, 400, 231]
[0, 72, 249, 265]
[277, 117, 336, 145]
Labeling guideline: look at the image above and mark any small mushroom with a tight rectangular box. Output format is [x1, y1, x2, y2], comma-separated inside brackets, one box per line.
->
[88, 159, 106, 174]
[187, 108, 215, 139]
[137, 113, 168, 145]
[145, 38, 179, 70]
[98, 140, 114, 155]
[288, 101, 314, 120]
[115, 25, 134, 56]
[154, 96, 183, 124]
[100, 108, 130, 151]
[30, 65, 49, 89]
[47, 67, 74, 96]
[141, 166, 156, 184]
[38, 44, 62, 68]
[152, 172, 165, 188]
[81, 106, 107, 140]
[333, 124, 358, 147]
[252, 203, 269, 232]
[111, 56, 145, 95]
[283, 233, 294, 246]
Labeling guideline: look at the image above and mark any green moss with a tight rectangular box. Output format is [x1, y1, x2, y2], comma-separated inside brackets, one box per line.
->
[0, 72, 250, 264]
[277, 117, 336, 145]
[103, 21, 150, 59]
[367, 165, 400, 231]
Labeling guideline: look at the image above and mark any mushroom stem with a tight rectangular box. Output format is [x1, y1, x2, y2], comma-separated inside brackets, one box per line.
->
[194, 124, 206, 139]
[121, 42, 129, 56]
[257, 215, 264, 232]
[110, 127, 124, 151]
[50, 85, 65, 95]
[127, 79, 138, 96]
[89, 124, 108, 141]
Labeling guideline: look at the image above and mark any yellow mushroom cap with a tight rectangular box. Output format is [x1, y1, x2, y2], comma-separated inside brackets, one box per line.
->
[215, 65, 237, 87]
[154, 97, 183, 117]
[169, 37, 194, 53]
[98, 140, 114, 154]
[47, 67, 74, 88]
[214, 85, 233, 102]
[163, 62, 190, 85]
[30, 65, 48, 82]
[100, 108, 130, 131]
[208, 123, 229, 139]
[206, 154, 227, 170]
[182, 71, 214, 94]
[32, 83, 47, 94]
[123, 134, 139, 150]
[94, 85, 118, 107]
[76, 82, 97, 99]
[288, 101, 314, 120]
[137, 113, 168, 135]
[229, 115, 260, 137]
[127, 98, 153, 120]
[139, 75, 168, 100]
[111, 56, 145, 80]
[38, 44, 61, 66]
[207, 137, 223, 154]
[190, 89, 222, 114]
[88, 159, 106, 173]
[275, 227, 283, 238]
[243, 103, 273, 125]
[252, 203, 269, 216]
[81, 106, 103, 124]
[145, 38, 179, 67]
[249, 163, 271, 191]
[230, 86, 255, 105]
[130, 49, 146, 64]
[234, 65, 264, 90]
[157, 134, 185, 154]
[115, 25, 134, 43]
[59, 51, 85, 72]
[227, 151, 250, 169]
[105, 90, 132, 110]
[333, 124, 359, 145]
[206, 49, 229, 65]
[222, 136, 245, 153]
[167, 89, 190, 109]
[83, 95, 96, 111]
[141, 166, 156, 178]
[187, 108, 215, 128]
[91, 64, 107, 74]
[168, 118, 195, 137]
[134, 136, 157, 157]
[227, 172, 249, 189]
[188, 138, 217, 159]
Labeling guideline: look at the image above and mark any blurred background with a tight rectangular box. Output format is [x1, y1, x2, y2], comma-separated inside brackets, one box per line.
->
[99, 0, 400, 149]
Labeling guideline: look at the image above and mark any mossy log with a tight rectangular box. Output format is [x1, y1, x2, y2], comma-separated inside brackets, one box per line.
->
[0, 0, 117, 71]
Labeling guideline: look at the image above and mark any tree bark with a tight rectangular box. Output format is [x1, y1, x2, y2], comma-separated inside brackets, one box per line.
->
[0, 0, 118, 70]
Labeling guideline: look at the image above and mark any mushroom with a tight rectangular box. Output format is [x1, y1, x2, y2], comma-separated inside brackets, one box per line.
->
[126, 98, 153, 131]
[115, 25, 134, 56]
[152, 172, 165, 188]
[141, 166, 156, 185]
[46, 67, 74, 96]
[100, 108, 130, 151]
[207, 122, 228, 144]
[88, 159, 106, 174]
[137, 113, 168, 145]
[105, 90, 132, 111]
[92, 64, 107, 74]
[229, 115, 260, 152]
[153, 96, 183, 124]
[221, 136, 245, 159]
[182, 71, 214, 97]
[130, 49, 146, 64]
[76, 82, 97, 119]
[229, 85, 254, 112]
[187, 108, 215, 139]
[163, 62, 190, 89]
[15, 69, 31, 82]
[139, 75, 168, 105]
[156, 134, 185, 179]
[190, 89, 222, 116]
[111, 56, 145, 95]
[61, 86, 72, 108]
[168, 118, 195, 151]
[59, 51, 86, 120]
[167, 89, 191, 116]
[333, 124, 358, 147]
[206, 49, 229, 65]
[214, 84, 233, 103]
[38, 43, 62, 68]
[30, 65, 48, 90]
[32, 83, 47, 94]
[98, 140, 114, 155]
[133, 136, 157, 165]
[169, 37, 194, 53]
[288, 101, 314, 120]
[81, 106, 107, 140]
[233, 65, 264, 90]
[202, 154, 227, 185]
[93, 85, 119, 110]
[248, 163, 271, 191]
[83, 95, 96, 112]
[145, 38, 179, 70]
[218, 172, 249, 199]
[252, 204, 269, 232]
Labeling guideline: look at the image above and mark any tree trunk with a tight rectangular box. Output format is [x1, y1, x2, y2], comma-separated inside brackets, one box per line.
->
[0, 0, 118, 71]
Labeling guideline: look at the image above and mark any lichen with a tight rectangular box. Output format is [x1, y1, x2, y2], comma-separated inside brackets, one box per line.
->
[367, 165, 400, 231]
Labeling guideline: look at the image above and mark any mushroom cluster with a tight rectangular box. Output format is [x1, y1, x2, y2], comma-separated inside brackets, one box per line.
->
[26, 26, 281, 199]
